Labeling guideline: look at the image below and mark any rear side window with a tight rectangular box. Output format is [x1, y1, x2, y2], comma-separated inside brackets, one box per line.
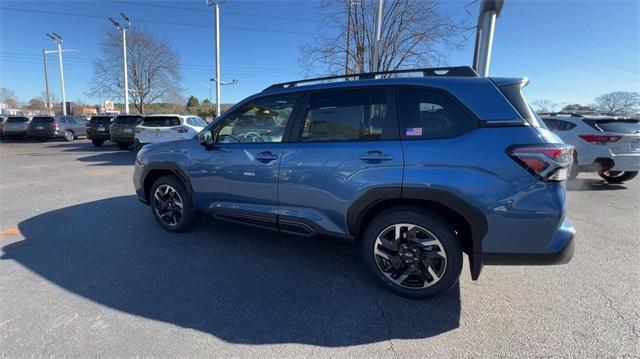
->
[142, 116, 181, 127]
[115, 116, 143, 125]
[397, 88, 475, 139]
[31, 117, 55, 124]
[7, 117, 29, 123]
[589, 120, 639, 134]
[300, 88, 393, 142]
[498, 83, 542, 127]
[90, 116, 114, 125]
[542, 118, 577, 131]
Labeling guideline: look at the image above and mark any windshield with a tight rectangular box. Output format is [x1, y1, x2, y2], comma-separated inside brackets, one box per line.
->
[142, 116, 181, 127]
[90, 116, 114, 125]
[6, 117, 29, 123]
[590, 119, 639, 134]
[31, 117, 55, 124]
[115, 116, 143, 125]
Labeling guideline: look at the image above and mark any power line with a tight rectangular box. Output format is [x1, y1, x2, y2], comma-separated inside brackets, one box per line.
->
[0, 7, 315, 36]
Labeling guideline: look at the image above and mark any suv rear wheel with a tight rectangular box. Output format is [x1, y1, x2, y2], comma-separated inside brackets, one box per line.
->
[63, 130, 74, 142]
[598, 170, 638, 183]
[150, 175, 194, 232]
[362, 208, 462, 298]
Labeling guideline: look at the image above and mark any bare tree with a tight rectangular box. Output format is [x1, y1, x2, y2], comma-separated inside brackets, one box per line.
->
[0, 88, 20, 108]
[88, 27, 182, 114]
[300, 0, 467, 76]
[531, 99, 559, 113]
[593, 91, 640, 116]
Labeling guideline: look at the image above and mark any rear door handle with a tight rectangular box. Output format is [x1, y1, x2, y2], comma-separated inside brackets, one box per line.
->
[359, 151, 393, 161]
[255, 151, 279, 163]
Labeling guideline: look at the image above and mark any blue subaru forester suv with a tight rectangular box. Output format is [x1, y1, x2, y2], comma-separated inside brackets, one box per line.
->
[134, 67, 575, 298]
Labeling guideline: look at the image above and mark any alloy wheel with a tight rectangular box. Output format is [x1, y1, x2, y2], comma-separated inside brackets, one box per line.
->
[373, 223, 447, 289]
[153, 184, 184, 227]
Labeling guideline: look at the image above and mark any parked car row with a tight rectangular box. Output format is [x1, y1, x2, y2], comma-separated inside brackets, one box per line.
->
[1, 114, 208, 150]
[540, 114, 640, 183]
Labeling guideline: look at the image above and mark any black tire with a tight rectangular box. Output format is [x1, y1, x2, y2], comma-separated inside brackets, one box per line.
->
[116, 142, 130, 150]
[361, 207, 463, 299]
[569, 153, 579, 180]
[36, 138, 47, 142]
[597, 170, 638, 184]
[92, 139, 104, 146]
[150, 175, 194, 232]
[64, 130, 74, 142]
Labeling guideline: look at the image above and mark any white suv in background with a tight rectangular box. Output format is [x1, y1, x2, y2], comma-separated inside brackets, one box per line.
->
[134, 114, 207, 150]
[541, 114, 640, 183]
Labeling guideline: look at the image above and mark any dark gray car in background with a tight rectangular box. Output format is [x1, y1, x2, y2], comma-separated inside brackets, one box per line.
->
[87, 115, 116, 146]
[27, 115, 87, 142]
[110, 115, 143, 150]
[2, 116, 32, 140]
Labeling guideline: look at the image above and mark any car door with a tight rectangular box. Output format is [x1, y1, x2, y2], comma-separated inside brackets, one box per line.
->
[278, 87, 403, 238]
[189, 93, 302, 229]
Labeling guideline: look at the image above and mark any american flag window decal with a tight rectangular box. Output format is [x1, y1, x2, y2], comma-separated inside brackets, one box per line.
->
[406, 128, 423, 136]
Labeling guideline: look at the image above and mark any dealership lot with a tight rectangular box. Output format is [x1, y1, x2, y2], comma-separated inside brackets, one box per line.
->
[0, 139, 638, 357]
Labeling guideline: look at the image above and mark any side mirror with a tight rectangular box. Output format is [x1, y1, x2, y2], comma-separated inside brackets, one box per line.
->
[197, 129, 216, 149]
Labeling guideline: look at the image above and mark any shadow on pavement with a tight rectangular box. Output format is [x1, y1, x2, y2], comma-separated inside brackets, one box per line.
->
[3, 196, 461, 346]
[49, 141, 137, 166]
[566, 178, 626, 191]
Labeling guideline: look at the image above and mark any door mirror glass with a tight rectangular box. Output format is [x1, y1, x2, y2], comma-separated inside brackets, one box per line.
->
[197, 129, 216, 148]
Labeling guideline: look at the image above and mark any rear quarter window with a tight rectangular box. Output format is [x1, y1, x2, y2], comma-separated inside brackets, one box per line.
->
[590, 120, 639, 134]
[142, 117, 181, 127]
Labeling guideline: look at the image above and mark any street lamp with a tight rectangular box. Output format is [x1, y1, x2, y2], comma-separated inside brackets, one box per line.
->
[108, 12, 131, 114]
[200, 81, 213, 113]
[46, 33, 68, 115]
[205, 0, 224, 116]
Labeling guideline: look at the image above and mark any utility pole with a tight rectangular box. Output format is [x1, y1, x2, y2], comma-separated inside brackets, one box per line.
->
[473, 0, 504, 77]
[46, 33, 67, 115]
[205, 0, 223, 117]
[42, 48, 51, 114]
[373, 0, 384, 72]
[344, 0, 353, 76]
[109, 13, 131, 114]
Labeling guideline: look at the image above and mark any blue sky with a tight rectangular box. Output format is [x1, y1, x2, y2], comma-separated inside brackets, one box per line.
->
[1, 0, 638, 107]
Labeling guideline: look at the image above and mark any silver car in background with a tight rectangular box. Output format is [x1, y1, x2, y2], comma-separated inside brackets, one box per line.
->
[2, 116, 32, 140]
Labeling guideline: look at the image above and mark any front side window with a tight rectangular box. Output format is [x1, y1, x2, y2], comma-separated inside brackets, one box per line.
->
[216, 94, 298, 143]
[299, 88, 392, 142]
[398, 88, 475, 139]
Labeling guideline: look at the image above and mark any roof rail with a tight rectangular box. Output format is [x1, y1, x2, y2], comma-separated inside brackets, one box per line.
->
[263, 66, 478, 92]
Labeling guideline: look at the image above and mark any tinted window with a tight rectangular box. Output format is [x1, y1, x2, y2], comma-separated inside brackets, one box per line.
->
[300, 89, 391, 142]
[398, 88, 475, 139]
[217, 94, 298, 143]
[592, 120, 639, 134]
[67, 118, 78, 125]
[115, 115, 143, 125]
[194, 117, 207, 127]
[59, 118, 68, 124]
[186, 118, 196, 126]
[543, 118, 577, 131]
[6, 117, 29, 123]
[31, 117, 55, 124]
[142, 116, 181, 127]
[498, 83, 543, 127]
[90, 116, 114, 125]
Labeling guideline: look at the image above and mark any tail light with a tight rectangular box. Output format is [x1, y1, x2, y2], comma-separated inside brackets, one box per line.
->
[135, 127, 144, 133]
[53, 122, 59, 130]
[509, 144, 573, 181]
[172, 126, 189, 133]
[579, 134, 621, 144]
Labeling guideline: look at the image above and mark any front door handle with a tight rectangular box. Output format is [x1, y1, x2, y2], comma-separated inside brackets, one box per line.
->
[359, 151, 393, 161]
[255, 151, 279, 163]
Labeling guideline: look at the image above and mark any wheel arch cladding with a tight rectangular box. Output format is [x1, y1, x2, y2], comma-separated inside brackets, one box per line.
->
[143, 165, 193, 203]
[347, 187, 488, 279]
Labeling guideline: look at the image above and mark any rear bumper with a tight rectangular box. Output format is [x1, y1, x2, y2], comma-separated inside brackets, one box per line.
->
[610, 154, 640, 172]
[111, 134, 135, 143]
[87, 132, 111, 140]
[28, 130, 58, 138]
[482, 218, 575, 266]
[2, 130, 28, 137]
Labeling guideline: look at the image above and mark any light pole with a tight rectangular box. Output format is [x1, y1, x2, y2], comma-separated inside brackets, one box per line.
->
[46, 33, 67, 115]
[373, 0, 384, 72]
[209, 78, 238, 116]
[109, 13, 131, 114]
[205, 0, 224, 116]
[42, 49, 52, 114]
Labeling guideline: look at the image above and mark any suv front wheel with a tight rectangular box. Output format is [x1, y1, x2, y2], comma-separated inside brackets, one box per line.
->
[598, 170, 638, 183]
[150, 175, 195, 232]
[362, 208, 463, 298]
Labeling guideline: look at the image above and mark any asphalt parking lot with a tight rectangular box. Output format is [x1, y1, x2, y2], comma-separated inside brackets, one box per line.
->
[0, 138, 638, 357]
